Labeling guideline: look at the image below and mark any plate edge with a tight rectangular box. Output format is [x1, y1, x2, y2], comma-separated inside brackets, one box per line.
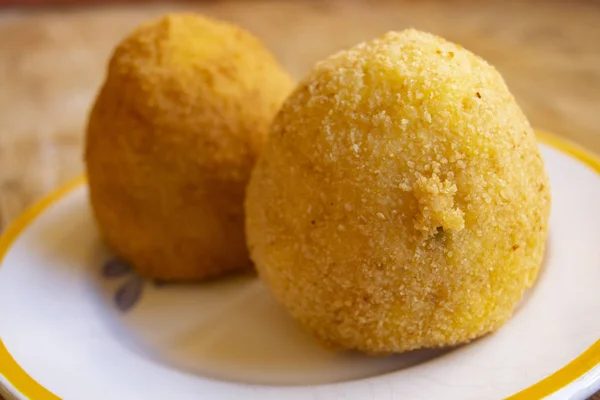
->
[0, 133, 599, 400]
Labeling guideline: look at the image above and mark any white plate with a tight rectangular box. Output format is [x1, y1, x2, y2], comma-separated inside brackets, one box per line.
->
[0, 133, 599, 400]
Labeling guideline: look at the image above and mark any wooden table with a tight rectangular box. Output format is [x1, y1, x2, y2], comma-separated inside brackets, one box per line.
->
[0, 0, 598, 398]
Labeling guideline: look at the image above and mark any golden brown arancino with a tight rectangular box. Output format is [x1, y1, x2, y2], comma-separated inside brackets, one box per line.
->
[85, 13, 294, 281]
[246, 29, 551, 353]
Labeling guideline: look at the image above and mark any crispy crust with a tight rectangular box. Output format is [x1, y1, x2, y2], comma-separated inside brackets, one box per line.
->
[246, 30, 551, 353]
[85, 13, 294, 281]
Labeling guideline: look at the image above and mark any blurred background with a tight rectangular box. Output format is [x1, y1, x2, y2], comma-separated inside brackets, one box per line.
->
[1, 0, 599, 231]
[0, 0, 599, 398]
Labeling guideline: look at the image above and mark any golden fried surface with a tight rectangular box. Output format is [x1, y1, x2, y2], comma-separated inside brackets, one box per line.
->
[246, 30, 551, 353]
[86, 13, 294, 281]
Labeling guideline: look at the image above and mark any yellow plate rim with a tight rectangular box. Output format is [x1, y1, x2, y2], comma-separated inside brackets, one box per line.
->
[0, 131, 599, 400]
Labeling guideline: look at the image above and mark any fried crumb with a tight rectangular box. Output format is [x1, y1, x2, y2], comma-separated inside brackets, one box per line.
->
[86, 13, 294, 281]
[245, 29, 551, 354]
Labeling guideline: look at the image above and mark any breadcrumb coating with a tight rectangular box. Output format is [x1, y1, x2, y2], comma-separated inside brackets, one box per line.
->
[246, 30, 551, 353]
[85, 13, 294, 281]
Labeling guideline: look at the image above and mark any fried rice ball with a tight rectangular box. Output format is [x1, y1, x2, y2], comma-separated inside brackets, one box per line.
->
[85, 13, 294, 281]
[245, 30, 551, 353]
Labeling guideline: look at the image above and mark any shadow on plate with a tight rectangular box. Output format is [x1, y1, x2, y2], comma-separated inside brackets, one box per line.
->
[87, 231, 552, 386]
[90, 250, 449, 385]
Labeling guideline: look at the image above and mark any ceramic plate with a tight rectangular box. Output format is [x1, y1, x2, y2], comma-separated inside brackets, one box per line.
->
[0, 132, 599, 400]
